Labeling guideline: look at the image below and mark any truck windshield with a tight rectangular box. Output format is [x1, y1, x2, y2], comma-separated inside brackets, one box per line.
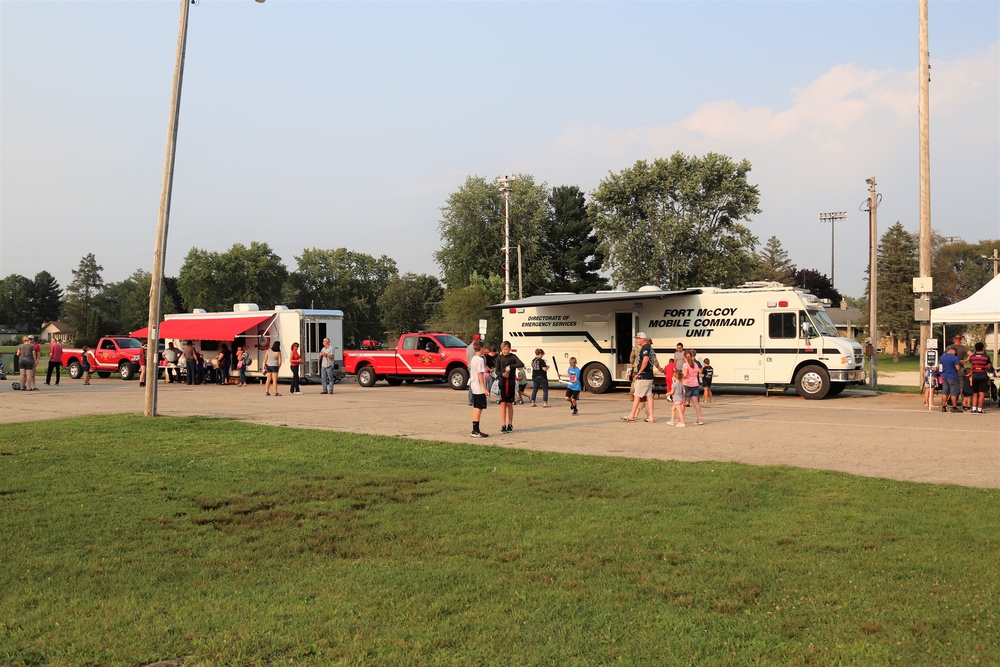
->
[433, 335, 467, 348]
[118, 338, 144, 349]
[805, 310, 840, 337]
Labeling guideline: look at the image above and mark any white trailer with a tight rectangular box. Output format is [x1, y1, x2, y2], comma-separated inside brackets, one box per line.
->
[135, 304, 343, 382]
[488, 283, 866, 399]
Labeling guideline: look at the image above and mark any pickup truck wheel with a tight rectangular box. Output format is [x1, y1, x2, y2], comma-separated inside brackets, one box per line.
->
[386, 377, 404, 386]
[795, 365, 831, 400]
[582, 363, 612, 394]
[97, 371, 112, 379]
[448, 367, 469, 390]
[119, 363, 137, 381]
[67, 361, 82, 380]
[357, 366, 377, 388]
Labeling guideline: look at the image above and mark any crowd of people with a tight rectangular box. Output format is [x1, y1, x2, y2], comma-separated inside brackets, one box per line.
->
[924, 334, 996, 414]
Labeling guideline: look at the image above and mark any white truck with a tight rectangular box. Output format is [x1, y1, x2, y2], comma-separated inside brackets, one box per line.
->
[488, 282, 866, 399]
[131, 304, 344, 382]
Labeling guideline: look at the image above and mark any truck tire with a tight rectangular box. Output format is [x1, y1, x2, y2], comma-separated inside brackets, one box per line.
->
[357, 366, 377, 388]
[386, 377, 404, 386]
[795, 365, 831, 400]
[447, 367, 469, 390]
[582, 363, 612, 394]
[119, 363, 137, 381]
[67, 361, 82, 380]
[97, 371, 112, 379]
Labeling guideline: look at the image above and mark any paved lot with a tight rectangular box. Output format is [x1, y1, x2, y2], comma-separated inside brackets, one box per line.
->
[2, 377, 997, 489]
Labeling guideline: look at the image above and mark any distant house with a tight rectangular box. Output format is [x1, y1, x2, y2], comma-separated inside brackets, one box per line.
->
[825, 303, 863, 341]
[41, 321, 75, 343]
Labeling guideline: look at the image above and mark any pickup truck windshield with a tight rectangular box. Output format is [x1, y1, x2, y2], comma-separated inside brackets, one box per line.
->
[433, 335, 467, 348]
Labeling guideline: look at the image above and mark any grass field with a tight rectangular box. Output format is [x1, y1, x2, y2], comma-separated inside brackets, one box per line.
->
[1, 416, 997, 666]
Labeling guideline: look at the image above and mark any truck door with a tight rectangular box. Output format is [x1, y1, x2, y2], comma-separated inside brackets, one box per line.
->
[763, 311, 797, 385]
[401, 335, 447, 376]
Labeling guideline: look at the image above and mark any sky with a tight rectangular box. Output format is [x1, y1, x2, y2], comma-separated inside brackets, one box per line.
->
[1, 0, 998, 302]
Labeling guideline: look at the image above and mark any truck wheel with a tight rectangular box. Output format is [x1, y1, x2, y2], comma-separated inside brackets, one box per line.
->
[67, 361, 82, 380]
[582, 363, 612, 394]
[357, 366, 377, 388]
[97, 371, 112, 379]
[386, 377, 404, 386]
[119, 363, 136, 381]
[447, 367, 469, 390]
[795, 365, 830, 400]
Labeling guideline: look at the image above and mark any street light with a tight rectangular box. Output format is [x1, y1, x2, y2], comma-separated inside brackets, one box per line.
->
[862, 178, 880, 390]
[144, 0, 265, 417]
[818, 211, 847, 288]
[496, 176, 513, 302]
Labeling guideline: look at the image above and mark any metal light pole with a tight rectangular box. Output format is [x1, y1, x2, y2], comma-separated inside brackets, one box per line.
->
[497, 176, 513, 302]
[144, 0, 265, 417]
[864, 177, 879, 390]
[818, 211, 847, 288]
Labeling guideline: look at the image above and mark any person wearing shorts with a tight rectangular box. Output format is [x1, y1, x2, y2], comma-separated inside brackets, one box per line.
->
[968, 342, 994, 414]
[623, 333, 654, 422]
[681, 350, 703, 425]
[938, 346, 962, 413]
[563, 357, 581, 415]
[469, 339, 489, 437]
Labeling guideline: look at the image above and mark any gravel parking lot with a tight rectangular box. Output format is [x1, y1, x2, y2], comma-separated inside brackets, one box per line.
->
[2, 377, 997, 488]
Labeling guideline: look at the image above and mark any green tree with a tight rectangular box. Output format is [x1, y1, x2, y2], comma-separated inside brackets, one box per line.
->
[792, 269, 842, 304]
[434, 274, 501, 348]
[873, 222, 919, 359]
[931, 234, 999, 308]
[434, 174, 550, 296]
[30, 271, 63, 325]
[177, 243, 289, 312]
[0, 274, 35, 329]
[754, 236, 796, 284]
[290, 248, 398, 344]
[540, 185, 609, 293]
[378, 273, 444, 338]
[63, 253, 106, 340]
[590, 152, 760, 290]
[101, 270, 178, 336]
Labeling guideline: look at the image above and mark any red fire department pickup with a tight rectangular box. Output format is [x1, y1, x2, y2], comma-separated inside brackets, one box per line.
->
[62, 336, 144, 381]
[343, 332, 469, 389]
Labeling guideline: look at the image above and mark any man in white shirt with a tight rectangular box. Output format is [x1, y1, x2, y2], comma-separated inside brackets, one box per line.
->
[319, 338, 336, 394]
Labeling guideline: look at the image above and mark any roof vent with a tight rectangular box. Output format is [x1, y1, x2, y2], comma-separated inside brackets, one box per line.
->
[233, 303, 260, 312]
[637, 285, 663, 292]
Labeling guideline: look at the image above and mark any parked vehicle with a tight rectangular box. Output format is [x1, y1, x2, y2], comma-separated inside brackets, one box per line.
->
[343, 332, 469, 389]
[62, 336, 143, 381]
[131, 304, 344, 383]
[488, 282, 866, 399]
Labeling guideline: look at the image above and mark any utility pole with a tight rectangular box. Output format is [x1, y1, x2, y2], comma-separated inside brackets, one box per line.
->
[865, 178, 879, 390]
[496, 176, 513, 302]
[917, 0, 933, 388]
[819, 211, 847, 288]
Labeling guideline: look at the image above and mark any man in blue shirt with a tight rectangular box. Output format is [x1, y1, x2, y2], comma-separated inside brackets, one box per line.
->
[938, 346, 962, 413]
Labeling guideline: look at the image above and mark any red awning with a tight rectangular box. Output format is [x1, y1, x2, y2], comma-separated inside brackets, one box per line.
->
[130, 314, 273, 341]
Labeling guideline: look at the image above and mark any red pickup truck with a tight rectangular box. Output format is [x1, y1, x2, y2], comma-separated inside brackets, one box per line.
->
[63, 336, 144, 381]
[343, 332, 469, 389]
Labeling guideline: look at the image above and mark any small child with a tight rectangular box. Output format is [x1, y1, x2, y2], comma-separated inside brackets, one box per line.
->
[561, 357, 581, 415]
[81, 347, 92, 385]
[924, 363, 940, 410]
[961, 367, 973, 410]
[515, 366, 528, 404]
[701, 358, 714, 404]
[669, 369, 685, 426]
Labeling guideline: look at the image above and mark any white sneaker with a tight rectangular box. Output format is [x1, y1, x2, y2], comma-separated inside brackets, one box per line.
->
[676, 423, 686, 428]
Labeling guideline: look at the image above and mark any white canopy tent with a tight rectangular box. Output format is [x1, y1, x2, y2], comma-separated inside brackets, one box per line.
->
[931, 273, 1000, 363]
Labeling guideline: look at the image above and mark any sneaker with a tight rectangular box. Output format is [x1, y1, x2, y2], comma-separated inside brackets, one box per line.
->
[667, 421, 676, 426]
[507, 424, 514, 432]
[675, 423, 686, 428]
[697, 420, 704, 425]
[500, 425, 508, 433]
[941, 406, 948, 413]
[471, 431, 489, 438]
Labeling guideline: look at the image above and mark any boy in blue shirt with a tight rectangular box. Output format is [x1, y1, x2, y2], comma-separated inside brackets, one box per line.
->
[561, 357, 581, 415]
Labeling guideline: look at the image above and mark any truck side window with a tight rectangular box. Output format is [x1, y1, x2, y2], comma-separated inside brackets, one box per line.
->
[768, 312, 797, 339]
[101, 340, 115, 350]
[402, 337, 417, 351]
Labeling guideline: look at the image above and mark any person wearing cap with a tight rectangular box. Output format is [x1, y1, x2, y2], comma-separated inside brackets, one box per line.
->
[950, 334, 969, 364]
[622, 333, 655, 422]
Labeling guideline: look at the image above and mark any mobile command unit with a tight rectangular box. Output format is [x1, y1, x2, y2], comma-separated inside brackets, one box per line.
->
[131, 304, 343, 382]
[489, 282, 866, 399]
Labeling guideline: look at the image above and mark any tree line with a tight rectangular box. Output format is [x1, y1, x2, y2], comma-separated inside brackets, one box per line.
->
[2, 151, 996, 350]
